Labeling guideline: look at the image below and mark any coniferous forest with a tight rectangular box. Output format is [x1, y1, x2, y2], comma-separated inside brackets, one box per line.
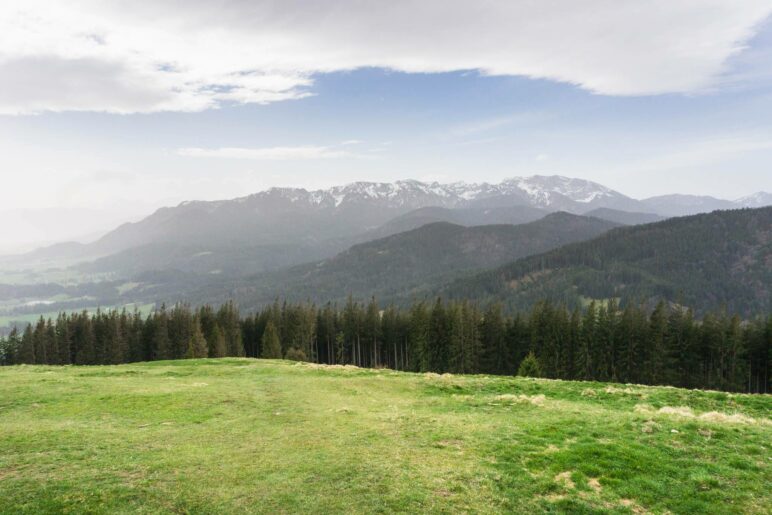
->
[1, 298, 769, 394]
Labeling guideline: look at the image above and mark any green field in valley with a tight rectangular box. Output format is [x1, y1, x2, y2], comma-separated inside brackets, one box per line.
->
[0, 359, 770, 514]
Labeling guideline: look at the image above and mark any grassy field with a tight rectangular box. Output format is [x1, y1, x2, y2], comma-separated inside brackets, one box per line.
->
[0, 359, 770, 514]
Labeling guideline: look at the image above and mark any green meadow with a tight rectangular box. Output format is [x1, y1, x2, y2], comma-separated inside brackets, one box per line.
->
[0, 359, 769, 514]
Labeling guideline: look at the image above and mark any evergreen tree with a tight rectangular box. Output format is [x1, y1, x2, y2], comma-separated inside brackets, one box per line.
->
[480, 303, 505, 375]
[152, 306, 171, 361]
[646, 301, 668, 384]
[18, 324, 35, 364]
[518, 352, 542, 378]
[261, 321, 282, 359]
[408, 302, 430, 372]
[427, 298, 450, 372]
[209, 325, 227, 358]
[2, 328, 20, 365]
[188, 317, 209, 359]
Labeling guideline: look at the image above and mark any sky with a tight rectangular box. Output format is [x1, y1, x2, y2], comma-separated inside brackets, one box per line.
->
[1, 1, 772, 251]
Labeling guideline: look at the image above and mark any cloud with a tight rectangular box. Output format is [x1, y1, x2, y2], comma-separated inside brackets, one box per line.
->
[625, 135, 772, 172]
[1, 1, 771, 114]
[177, 145, 353, 160]
[448, 112, 552, 137]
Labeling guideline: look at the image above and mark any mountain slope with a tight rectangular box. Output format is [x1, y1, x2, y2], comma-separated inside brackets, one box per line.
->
[641, 193, 772, 217]
[366, 205, 549, 239]
[186, 212, 619, 308]
[640, 195, 735, 217]
[442, 207, 772, 315]
[583, 208, 664, 226]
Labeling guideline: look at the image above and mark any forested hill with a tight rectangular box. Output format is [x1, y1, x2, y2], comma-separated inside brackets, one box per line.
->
[189, 212, 619, 309]
[442, 207, 772, 316]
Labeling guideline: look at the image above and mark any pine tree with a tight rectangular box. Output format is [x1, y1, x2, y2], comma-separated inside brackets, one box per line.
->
[460, 302, 482, 374]
[647, 301, 668, 384]
[2, 328, 20, 365]
[261, 321, 282, 359]
[427, 298, 449, 372]
[55, 313, 72, 365]
[32, 317, 48, 364]
[189, 317, 209, 358]
[209, 325, 227, 358]
[73, 312, 95, 365]
[576, 301, 596, 380]
[518, 352, 542, 378]
[480, 303, 505, 375]
[218, 301, 244, 357]
[18, 325, 35, 364]
[152, 307, 171, 361]
[363, 298, 381, 368]
[408, 302, 429, 372]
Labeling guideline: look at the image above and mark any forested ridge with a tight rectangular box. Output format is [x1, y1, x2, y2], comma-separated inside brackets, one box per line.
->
[443, 207, 772, 315]
[1, 299, 769, 393]
[177, 212, 618, 309]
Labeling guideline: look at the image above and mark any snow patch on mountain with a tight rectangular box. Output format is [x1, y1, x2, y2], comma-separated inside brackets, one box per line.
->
[257, 175, 627, 212]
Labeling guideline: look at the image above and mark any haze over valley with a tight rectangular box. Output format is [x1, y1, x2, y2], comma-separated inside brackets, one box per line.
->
[1, 175, 770, 329]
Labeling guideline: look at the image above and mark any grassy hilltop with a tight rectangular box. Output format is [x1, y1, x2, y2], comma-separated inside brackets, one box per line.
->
[0, 359, 770, 514]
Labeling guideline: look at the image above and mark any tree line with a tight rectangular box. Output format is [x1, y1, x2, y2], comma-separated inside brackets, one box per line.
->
[0, 298, 769, 393]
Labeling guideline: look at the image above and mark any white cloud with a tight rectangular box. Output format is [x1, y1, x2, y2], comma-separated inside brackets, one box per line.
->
[177, 146, 353, 160]
[624, 135, 772, 172]
[1, 1, 770, 114]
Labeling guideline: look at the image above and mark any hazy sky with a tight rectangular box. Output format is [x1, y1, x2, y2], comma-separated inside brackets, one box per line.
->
[2, 1, 772, 250]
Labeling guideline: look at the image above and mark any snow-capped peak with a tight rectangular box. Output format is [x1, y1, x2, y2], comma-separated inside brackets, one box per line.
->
[501, 175, 615, 205]
[241, 175, 633, 212]
[734, 191, 772, 208]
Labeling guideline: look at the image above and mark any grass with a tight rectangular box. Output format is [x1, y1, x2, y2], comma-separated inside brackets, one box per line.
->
[0, 359, 769, 514]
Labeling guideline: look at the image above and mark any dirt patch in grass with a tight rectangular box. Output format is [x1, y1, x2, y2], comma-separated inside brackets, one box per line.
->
[554, 471, 575, 489]
[620, 498, 648, 514]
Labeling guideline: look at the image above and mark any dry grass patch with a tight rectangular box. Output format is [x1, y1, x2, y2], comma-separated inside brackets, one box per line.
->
[554, 471, 575, 489]
[493, 394, 546, 406]
[587, 478, 602, 493]
[634, 404, 769, 426]
[603, 386, 649, 398]
[620, 498, 649, 514]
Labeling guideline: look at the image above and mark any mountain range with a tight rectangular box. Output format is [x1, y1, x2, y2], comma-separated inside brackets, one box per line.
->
[7, 175, 768, 274]
[0, 175, 769, 326]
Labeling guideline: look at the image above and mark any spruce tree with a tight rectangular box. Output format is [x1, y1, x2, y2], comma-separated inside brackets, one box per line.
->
[18, 325, 35, 364]
[518, 352, 542, 378]
[189, 317, 209, 358]
[261, 321, 282, 359]
[152, 308, 171, 361]
[209, 325, 227, 358]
